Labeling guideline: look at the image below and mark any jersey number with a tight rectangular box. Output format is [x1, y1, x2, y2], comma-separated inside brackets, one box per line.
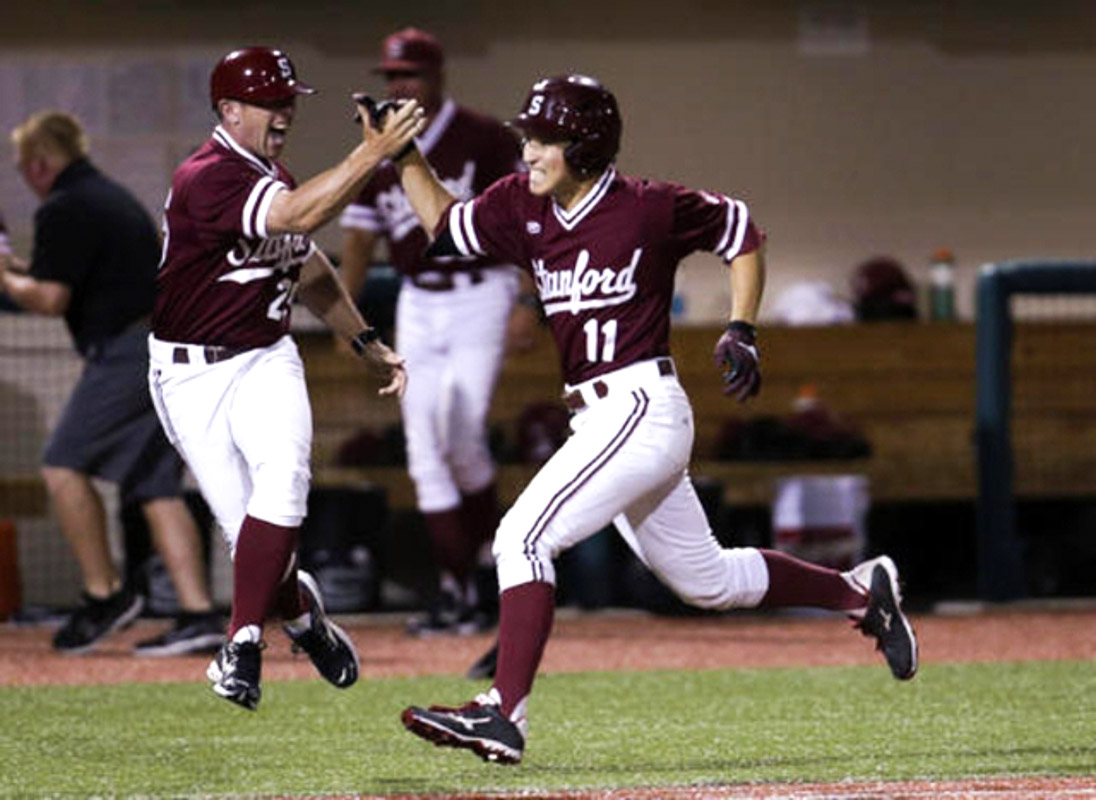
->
[583, 318, 617, 363]
[267, 276, 296, 322]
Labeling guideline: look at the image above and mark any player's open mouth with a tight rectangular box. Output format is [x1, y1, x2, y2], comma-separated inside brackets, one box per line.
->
[267, 123, 289, 148]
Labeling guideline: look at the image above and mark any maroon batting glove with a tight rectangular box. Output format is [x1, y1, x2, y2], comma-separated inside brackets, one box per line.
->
[713, 321, 761, 402]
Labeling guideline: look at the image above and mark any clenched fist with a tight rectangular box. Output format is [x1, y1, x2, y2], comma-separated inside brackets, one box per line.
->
[714, 321, 761, 402]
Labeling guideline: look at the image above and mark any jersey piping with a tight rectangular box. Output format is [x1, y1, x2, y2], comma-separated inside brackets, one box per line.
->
[212, 126, 287, 239]
[551, 166, 616, 231]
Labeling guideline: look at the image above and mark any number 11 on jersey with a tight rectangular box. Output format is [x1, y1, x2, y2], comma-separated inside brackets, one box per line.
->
[583, 318, 617, 363]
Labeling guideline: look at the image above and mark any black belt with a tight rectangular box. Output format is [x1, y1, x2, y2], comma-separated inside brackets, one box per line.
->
[409, 269, 483, 292]
[563, 358, 675, 411]
[172, 344, 252, 365]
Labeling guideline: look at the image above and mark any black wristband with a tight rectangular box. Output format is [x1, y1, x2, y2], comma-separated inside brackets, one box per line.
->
[350, 327, 381, 356]
[726, 320, 757, 340]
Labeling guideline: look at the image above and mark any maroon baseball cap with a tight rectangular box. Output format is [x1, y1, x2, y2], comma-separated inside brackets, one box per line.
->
[374, 28, 445, 74]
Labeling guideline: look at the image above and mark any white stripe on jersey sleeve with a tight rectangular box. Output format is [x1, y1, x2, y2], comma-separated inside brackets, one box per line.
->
[459, 200, 484, 255]
[242, 176, 273, 239]
[448, 202, 471, 256]
[717, 198, 750, 263]
[254, 181, 286, 240]
[339, 204, 383, 232]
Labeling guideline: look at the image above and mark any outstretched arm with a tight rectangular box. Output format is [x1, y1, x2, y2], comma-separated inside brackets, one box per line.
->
[266, 100, 426, 235]
[393, 147, 457, 239]
[298, 248, 406, 397]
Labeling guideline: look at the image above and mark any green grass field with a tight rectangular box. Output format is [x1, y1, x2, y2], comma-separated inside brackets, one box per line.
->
[4, 661, 1096, 797]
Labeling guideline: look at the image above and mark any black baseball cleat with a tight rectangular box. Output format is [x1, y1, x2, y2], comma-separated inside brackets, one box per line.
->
[401, 692, 525, 765]
[284, 571, 359, 688]
[846, 555, 919, 680]
[52, 585, 144, 654]
[134, 611, 225, 657]
[207, 640, 263, 710]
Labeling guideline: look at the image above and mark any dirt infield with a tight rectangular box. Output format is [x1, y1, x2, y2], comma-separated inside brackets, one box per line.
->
[4, 606, 1095, 798]
[2, 606, 1096, 686]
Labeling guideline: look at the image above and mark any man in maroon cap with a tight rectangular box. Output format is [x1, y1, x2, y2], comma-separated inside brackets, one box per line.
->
[340, 28, 536, 640]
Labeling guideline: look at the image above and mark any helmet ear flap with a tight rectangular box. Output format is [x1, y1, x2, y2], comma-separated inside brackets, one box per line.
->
[564, 134, 603, 178]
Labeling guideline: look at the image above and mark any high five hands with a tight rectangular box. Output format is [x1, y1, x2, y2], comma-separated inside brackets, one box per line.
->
[352, 93, 424, 161]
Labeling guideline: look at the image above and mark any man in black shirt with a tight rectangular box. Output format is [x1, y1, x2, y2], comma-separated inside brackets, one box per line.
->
[1, 111, 223, 655]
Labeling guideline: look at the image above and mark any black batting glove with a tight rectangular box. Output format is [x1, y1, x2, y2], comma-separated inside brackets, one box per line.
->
[351, 94, 417, 161]
[713, 320, 761, 402]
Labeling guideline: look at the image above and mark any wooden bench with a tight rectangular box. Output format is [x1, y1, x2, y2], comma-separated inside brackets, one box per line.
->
[301, 320, 1096, 510]
[7, 321, 1095, 517]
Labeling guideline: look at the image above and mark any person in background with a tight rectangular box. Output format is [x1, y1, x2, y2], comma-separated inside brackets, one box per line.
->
[339, 27, 537, 637]
[391, 73, 919, 764]
[1, 111, 223, 656]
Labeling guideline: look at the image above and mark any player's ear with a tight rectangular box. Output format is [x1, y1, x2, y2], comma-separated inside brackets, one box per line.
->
[217, 99, 239, 124]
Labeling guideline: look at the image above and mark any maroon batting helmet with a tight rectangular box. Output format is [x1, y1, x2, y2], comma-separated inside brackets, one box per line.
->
[209, 47, 316, 111]
[509, 74, 621, 178]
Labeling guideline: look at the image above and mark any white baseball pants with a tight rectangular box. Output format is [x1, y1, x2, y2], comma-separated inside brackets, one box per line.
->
[148, 334, 312, 554]
[493, 358, 769, 610]
[395, 268, 518, 513]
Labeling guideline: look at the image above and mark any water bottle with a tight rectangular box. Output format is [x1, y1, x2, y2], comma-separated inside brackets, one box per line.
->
[929, 247, 956, 321]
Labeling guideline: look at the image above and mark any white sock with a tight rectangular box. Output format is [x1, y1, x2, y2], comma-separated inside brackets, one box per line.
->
[232, 624, 261, 644]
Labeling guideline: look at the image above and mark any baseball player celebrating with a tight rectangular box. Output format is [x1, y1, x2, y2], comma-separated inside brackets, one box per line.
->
[389, 74, 918, 763]
[339, 28, 529, 636]
[149, 47, 423, 710]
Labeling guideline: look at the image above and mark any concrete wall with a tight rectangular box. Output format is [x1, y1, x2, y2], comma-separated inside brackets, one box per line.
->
[3, 1, 1096, 322]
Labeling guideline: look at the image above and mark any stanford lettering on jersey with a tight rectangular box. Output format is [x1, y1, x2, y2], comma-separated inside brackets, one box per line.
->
[226, 233, 312, 270]
[534, 247, 639, 317]
[432, 171, 764, 384]
[152, 130, 313, 349]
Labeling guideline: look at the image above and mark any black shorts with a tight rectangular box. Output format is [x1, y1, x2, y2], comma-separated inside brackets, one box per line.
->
[43, 325, 184, 505]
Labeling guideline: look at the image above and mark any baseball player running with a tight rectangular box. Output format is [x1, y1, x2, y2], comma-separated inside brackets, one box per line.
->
[339, 28, 530, 637]
[388, 74, 918, 763]
[149, 47, 423, 710]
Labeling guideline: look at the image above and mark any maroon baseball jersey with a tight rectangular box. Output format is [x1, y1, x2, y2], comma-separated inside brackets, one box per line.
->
[435, 167, 762, 385]
[153, 125, 314, 348]
[339, 99, 520, 276]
